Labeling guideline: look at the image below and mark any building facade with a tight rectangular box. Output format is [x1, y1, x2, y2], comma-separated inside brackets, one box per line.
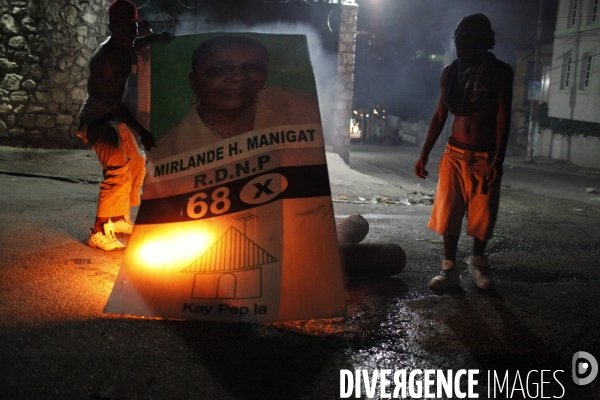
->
[547, 0, 600, 122]
[530, 0, 600, 168]
[511, 43, 554, 148]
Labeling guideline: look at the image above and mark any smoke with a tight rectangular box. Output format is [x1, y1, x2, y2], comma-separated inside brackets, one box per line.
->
[352, 0, 557, 120]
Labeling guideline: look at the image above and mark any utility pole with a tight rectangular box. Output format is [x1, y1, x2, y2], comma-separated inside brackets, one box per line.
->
[526, 0, 544, 163]
[331, 0, 358, 165]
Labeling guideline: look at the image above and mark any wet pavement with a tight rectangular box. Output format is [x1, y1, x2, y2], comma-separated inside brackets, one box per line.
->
[0, 145, 599, 399]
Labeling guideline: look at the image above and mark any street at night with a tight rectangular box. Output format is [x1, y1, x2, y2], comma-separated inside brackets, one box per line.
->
[1, 0, 600, 398]
[1, 144, 599, 399]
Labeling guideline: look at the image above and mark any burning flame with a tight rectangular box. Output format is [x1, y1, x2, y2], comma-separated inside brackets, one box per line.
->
[135, 225, 213, 269]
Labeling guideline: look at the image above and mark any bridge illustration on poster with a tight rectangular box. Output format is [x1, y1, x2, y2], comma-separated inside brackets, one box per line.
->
[180, 213, 277, 300]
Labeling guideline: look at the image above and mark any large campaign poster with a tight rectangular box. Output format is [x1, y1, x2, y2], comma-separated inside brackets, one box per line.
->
[103, 33, 346, 323]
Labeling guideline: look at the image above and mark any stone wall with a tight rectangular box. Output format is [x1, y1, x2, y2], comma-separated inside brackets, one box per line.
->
[0, 0, 110, 148]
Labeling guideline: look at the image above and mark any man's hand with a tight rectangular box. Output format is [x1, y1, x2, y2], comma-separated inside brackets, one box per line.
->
[486, 158, 504, 185]
[415, 156, 429, 179]
[140, 130, 156, 151]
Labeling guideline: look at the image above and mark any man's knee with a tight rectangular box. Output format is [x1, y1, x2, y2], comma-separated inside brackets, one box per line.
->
[103, 163, 129, 182]
[100, 165, 132, 196]
[106, 165, 126, 172]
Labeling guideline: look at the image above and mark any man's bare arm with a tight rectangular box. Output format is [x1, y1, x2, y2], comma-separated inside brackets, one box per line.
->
[133, 32, 174, 51]
[415, 66, 449, 179]
[494, 63, 514, 161]
[487, 63, 514, 184]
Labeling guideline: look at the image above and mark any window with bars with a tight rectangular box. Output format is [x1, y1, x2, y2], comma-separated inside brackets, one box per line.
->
[568, 0, 579, 27]
[578, 52, 593, 90]
[590, 0, 599, 24]
[561, 54, 573, 90]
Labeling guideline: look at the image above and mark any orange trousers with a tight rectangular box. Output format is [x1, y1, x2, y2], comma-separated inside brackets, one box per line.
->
[93, 123, 145, 218]
[428, 143, 501, 241]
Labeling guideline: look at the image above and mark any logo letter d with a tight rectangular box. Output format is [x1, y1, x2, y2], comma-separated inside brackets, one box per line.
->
[572, 351, 598, 385]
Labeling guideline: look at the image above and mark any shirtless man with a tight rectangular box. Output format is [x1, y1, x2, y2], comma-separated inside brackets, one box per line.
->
[78, 0, 173, 251]
[414, 14, 513, 290]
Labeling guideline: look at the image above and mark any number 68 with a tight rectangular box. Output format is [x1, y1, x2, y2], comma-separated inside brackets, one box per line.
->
[186, 187, 231, 219]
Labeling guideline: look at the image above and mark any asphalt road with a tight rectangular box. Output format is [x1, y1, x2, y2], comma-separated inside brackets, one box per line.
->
[1, 145, 599, 399]
[349, 143, 600, 206]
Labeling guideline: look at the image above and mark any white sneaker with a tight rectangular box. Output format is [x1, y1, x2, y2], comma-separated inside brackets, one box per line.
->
[467, 255, 493, 289]
[429, 260, 460, 290]
[112, 214, 133, 235]
[87, 220, 125, 251]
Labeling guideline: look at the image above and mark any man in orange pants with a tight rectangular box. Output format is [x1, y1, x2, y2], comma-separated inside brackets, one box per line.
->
[77, 0, 173, 250]
[414, 14, 513, 290]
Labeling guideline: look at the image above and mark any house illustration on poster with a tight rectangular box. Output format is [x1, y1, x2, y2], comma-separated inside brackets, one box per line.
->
[181, 214, 277, 299]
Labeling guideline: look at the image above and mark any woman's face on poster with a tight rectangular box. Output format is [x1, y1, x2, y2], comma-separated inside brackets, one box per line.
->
[189, 44, 269, 112]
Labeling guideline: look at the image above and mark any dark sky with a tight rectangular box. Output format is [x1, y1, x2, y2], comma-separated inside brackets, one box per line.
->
[353, 0, 559, 119]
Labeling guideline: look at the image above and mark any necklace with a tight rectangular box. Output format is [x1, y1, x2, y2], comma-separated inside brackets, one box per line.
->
[199, 97, 258, 137]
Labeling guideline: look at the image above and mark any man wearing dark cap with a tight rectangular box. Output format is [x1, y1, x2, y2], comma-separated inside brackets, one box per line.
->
[414, 14, 513, 290]
[78, 0, 173, 251]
